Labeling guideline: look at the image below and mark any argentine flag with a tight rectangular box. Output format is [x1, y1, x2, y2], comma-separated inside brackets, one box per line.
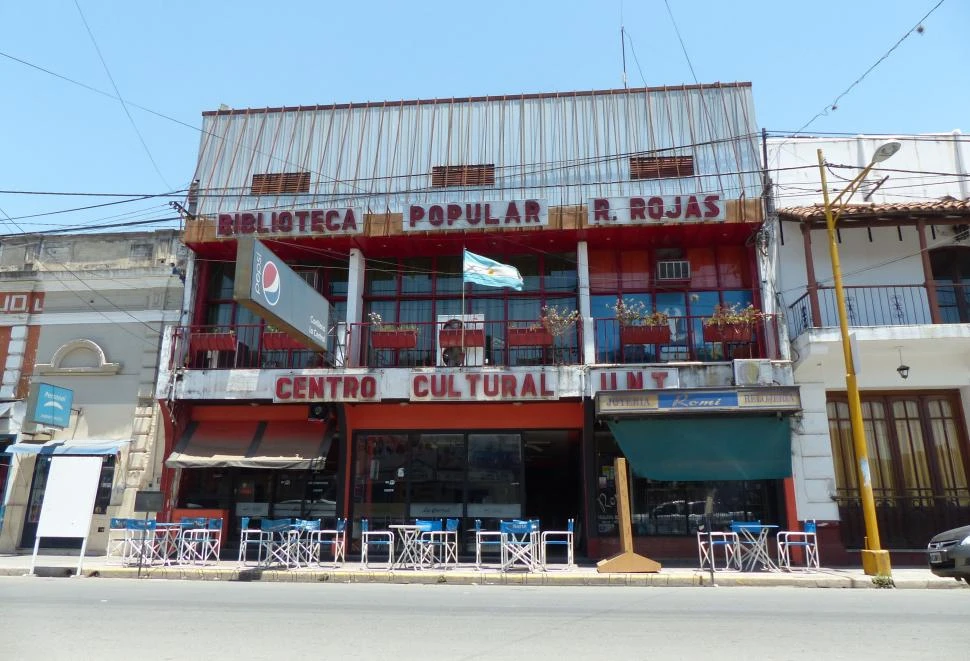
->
[462, 250, 523, 291]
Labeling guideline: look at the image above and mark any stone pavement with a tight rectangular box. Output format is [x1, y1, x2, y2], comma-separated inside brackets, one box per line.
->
[0, 552, 963, 589]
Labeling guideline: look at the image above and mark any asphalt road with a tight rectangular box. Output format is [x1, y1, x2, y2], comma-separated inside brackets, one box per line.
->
[1, 577, 966, 660]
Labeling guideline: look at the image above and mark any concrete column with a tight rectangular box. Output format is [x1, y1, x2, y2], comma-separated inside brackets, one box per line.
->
[576, 242, 596, 365]
[344, 249, 366, 367]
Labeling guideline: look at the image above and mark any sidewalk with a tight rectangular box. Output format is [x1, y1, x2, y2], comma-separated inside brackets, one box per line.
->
[0, 553, 963, 589]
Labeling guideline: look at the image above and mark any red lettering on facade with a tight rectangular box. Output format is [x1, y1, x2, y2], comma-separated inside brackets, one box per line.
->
[360, 376, 377, 399]
[295, 210, 310, 231]
[342, 377, 359, 399]
[325, 210, 341, 231]
[276, 377, 292, 400]
[593, 198, 610, 221]
[413, 375, 429, 398]
[465, 373, 481, 396]
[650, 372, 668, 388]
[465, 204, 482, 225]
[483, 375, 500, 397]
[630, 197, 646, 220]
[505, 202, 521, 224]
[484, 204, 499, 225]
[218, 214, 233, 235]
[703, 195, 721, 218]
[540, 373, 554, 396]
[501, 375, 517, 397]
[626, 372, 643, 389]
[647, 197, 664, 220]
[684, 195, 703, 219]
[293, 376, 307, 400]
[665, 196, 683, 219]
[308, 376, 324, 399]
[524, 200, 540, 222]
[409, 206, 425, 227]
[310, 210, 325, 232]
[447, 204, 462, 224]
[520, 373, 538, 397]
[343, 209, 358, 231]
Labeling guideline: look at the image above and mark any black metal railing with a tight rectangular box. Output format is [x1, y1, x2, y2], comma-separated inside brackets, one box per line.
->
[834, 488, 970, 549]
[786, 284, 933, 339]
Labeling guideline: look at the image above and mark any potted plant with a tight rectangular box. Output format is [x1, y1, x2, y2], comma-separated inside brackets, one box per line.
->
[507, 322, 554, 347]
[190, 327, 236, 352]
[368, 312, 419, 350]
[612, 299, 671, 344]
[702, 303, 764, 343]
[508, 305, 579, 347]
[262, 326, 307, 351]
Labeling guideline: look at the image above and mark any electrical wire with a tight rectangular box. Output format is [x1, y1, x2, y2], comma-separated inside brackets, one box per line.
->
[73, 0, 173, 191]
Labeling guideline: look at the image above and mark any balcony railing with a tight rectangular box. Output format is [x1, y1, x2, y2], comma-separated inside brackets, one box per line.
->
[173, 314, 781, 371]
[353, 319, 582, 368]
[593, 315, 781, 363]
[173, 324, 332, 370]
[787, 284, 933, 339]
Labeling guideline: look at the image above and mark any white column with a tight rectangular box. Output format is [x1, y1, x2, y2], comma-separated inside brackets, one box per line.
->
[577, 242, 596, 365]
[344, 248, 366, 367]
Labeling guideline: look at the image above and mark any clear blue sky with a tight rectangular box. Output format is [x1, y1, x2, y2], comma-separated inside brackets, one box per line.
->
[0, 0, 965, 234]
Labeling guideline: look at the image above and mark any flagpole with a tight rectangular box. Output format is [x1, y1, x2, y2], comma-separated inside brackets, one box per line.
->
[461, 248, 466, 354]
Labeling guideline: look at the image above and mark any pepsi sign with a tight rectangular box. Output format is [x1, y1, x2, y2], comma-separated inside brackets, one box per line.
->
[234, 238, 333, 351]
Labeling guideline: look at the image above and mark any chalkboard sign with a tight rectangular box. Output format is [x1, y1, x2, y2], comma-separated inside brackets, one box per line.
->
[134, 490, 164, 513]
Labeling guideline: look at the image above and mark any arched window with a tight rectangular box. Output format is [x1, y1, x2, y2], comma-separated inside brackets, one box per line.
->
[930, 247, 970, 323]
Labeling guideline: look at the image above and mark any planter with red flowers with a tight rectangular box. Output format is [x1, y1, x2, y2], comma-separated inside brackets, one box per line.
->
[367, 313, 419, 350]
[613, 299, 671, 344]
[701, 304, 763, 343]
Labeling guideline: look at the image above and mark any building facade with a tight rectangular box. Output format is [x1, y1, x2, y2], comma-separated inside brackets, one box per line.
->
[158, 84, 801, 562]
[0, 230, 185, 553]
[768, 131, 970, 562]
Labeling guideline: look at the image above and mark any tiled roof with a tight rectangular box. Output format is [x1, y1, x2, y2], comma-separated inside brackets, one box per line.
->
[778, 197, 970, 222]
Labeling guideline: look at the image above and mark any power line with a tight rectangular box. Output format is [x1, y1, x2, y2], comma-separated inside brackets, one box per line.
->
[73, 0, 173, 190]
[792, 0, 947, 134]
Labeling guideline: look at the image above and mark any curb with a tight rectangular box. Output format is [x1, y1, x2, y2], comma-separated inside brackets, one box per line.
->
[2, 565, 965, 589]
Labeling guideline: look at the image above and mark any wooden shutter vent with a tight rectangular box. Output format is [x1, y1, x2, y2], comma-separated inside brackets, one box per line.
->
[630, 156, 694, 180]
[431, 164, 495, 188]
[251, 172, 311, 195]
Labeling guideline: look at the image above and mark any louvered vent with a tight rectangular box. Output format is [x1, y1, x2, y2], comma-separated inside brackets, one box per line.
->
[656, 260, 691, 281]
[251, 172, 311, 195]
[431, 164, 495, 188]
[630, 155, 694, 180]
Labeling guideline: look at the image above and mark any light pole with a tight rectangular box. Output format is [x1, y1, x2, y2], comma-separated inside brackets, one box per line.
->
[817, 141, 900, 577]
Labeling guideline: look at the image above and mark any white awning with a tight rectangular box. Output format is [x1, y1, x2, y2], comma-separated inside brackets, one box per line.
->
[166, 420, 332, 470]
[3, 439, 130, 456]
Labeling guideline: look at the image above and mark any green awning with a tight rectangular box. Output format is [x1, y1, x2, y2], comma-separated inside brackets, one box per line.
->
[607, 416, 792, 481]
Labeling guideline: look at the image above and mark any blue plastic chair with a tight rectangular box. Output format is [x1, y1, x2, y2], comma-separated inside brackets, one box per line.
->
[238, 516, 268, 566]
[309, 518, 347, 567]
[474, 519, 503, 569]
[360, 519, 394, 569]
[540, 518, 575, 569]
[777, 520, 819, 571]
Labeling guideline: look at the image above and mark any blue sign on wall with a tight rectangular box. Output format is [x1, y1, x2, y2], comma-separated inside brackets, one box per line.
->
[32, 383, 74, 428]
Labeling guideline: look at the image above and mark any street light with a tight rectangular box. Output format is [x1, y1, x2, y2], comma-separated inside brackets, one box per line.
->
[817, 141, 900, 577]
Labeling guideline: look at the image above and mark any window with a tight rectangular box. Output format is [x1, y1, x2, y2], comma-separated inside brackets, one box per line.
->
[431, 164, 495, 188]
[250, 172, 311, 195]
[930, 247, 970, 323]
[827, 392, 969, 506]
[630, 155, 694, 180]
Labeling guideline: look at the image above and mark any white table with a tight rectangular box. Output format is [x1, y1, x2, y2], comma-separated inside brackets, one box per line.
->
[733, 523, 779, 571]
[388, 524, 424, 569]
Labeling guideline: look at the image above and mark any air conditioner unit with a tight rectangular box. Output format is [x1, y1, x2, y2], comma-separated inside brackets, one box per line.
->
[436, 314, 485, 367]
[656, 260, 691, 282]
[733, 359, 774, 386]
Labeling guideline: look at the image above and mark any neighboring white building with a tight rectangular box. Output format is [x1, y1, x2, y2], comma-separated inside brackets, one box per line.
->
[0, 230, 185, 553]
[768, 132, 970, 560]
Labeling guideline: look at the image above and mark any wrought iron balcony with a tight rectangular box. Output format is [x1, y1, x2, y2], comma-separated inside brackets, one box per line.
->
[786, 284, 937, 339]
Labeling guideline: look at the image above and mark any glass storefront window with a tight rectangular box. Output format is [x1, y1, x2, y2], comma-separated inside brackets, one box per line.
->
[353, 434, 409, 523]
[410, 434, 465, 517]
[467, 434, 523, 519]
[594, 427, 778, 536]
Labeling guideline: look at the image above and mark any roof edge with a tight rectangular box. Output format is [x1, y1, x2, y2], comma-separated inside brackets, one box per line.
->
[203, 82, 753, 117]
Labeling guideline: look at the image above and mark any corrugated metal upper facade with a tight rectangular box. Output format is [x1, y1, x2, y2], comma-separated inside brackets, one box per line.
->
[193, 83, 763, 217]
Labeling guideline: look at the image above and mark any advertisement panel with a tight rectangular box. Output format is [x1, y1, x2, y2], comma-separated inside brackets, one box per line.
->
[233, 238, 332, 351]
[26, 383, 74, 428]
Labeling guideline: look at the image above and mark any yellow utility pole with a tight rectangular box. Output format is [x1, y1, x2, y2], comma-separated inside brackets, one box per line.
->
[816, 142, 899, 577]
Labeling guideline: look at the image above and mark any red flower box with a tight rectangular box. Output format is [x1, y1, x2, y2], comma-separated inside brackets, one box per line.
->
[263, 332, 307, 351]
[190, 331, 236, 352]
[507, 327, 554, 347]
[371, 329, 418, 350]
[703, 323, 754, 343]
[620, 325, 671, 345]
[439, 329, 486, 348]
